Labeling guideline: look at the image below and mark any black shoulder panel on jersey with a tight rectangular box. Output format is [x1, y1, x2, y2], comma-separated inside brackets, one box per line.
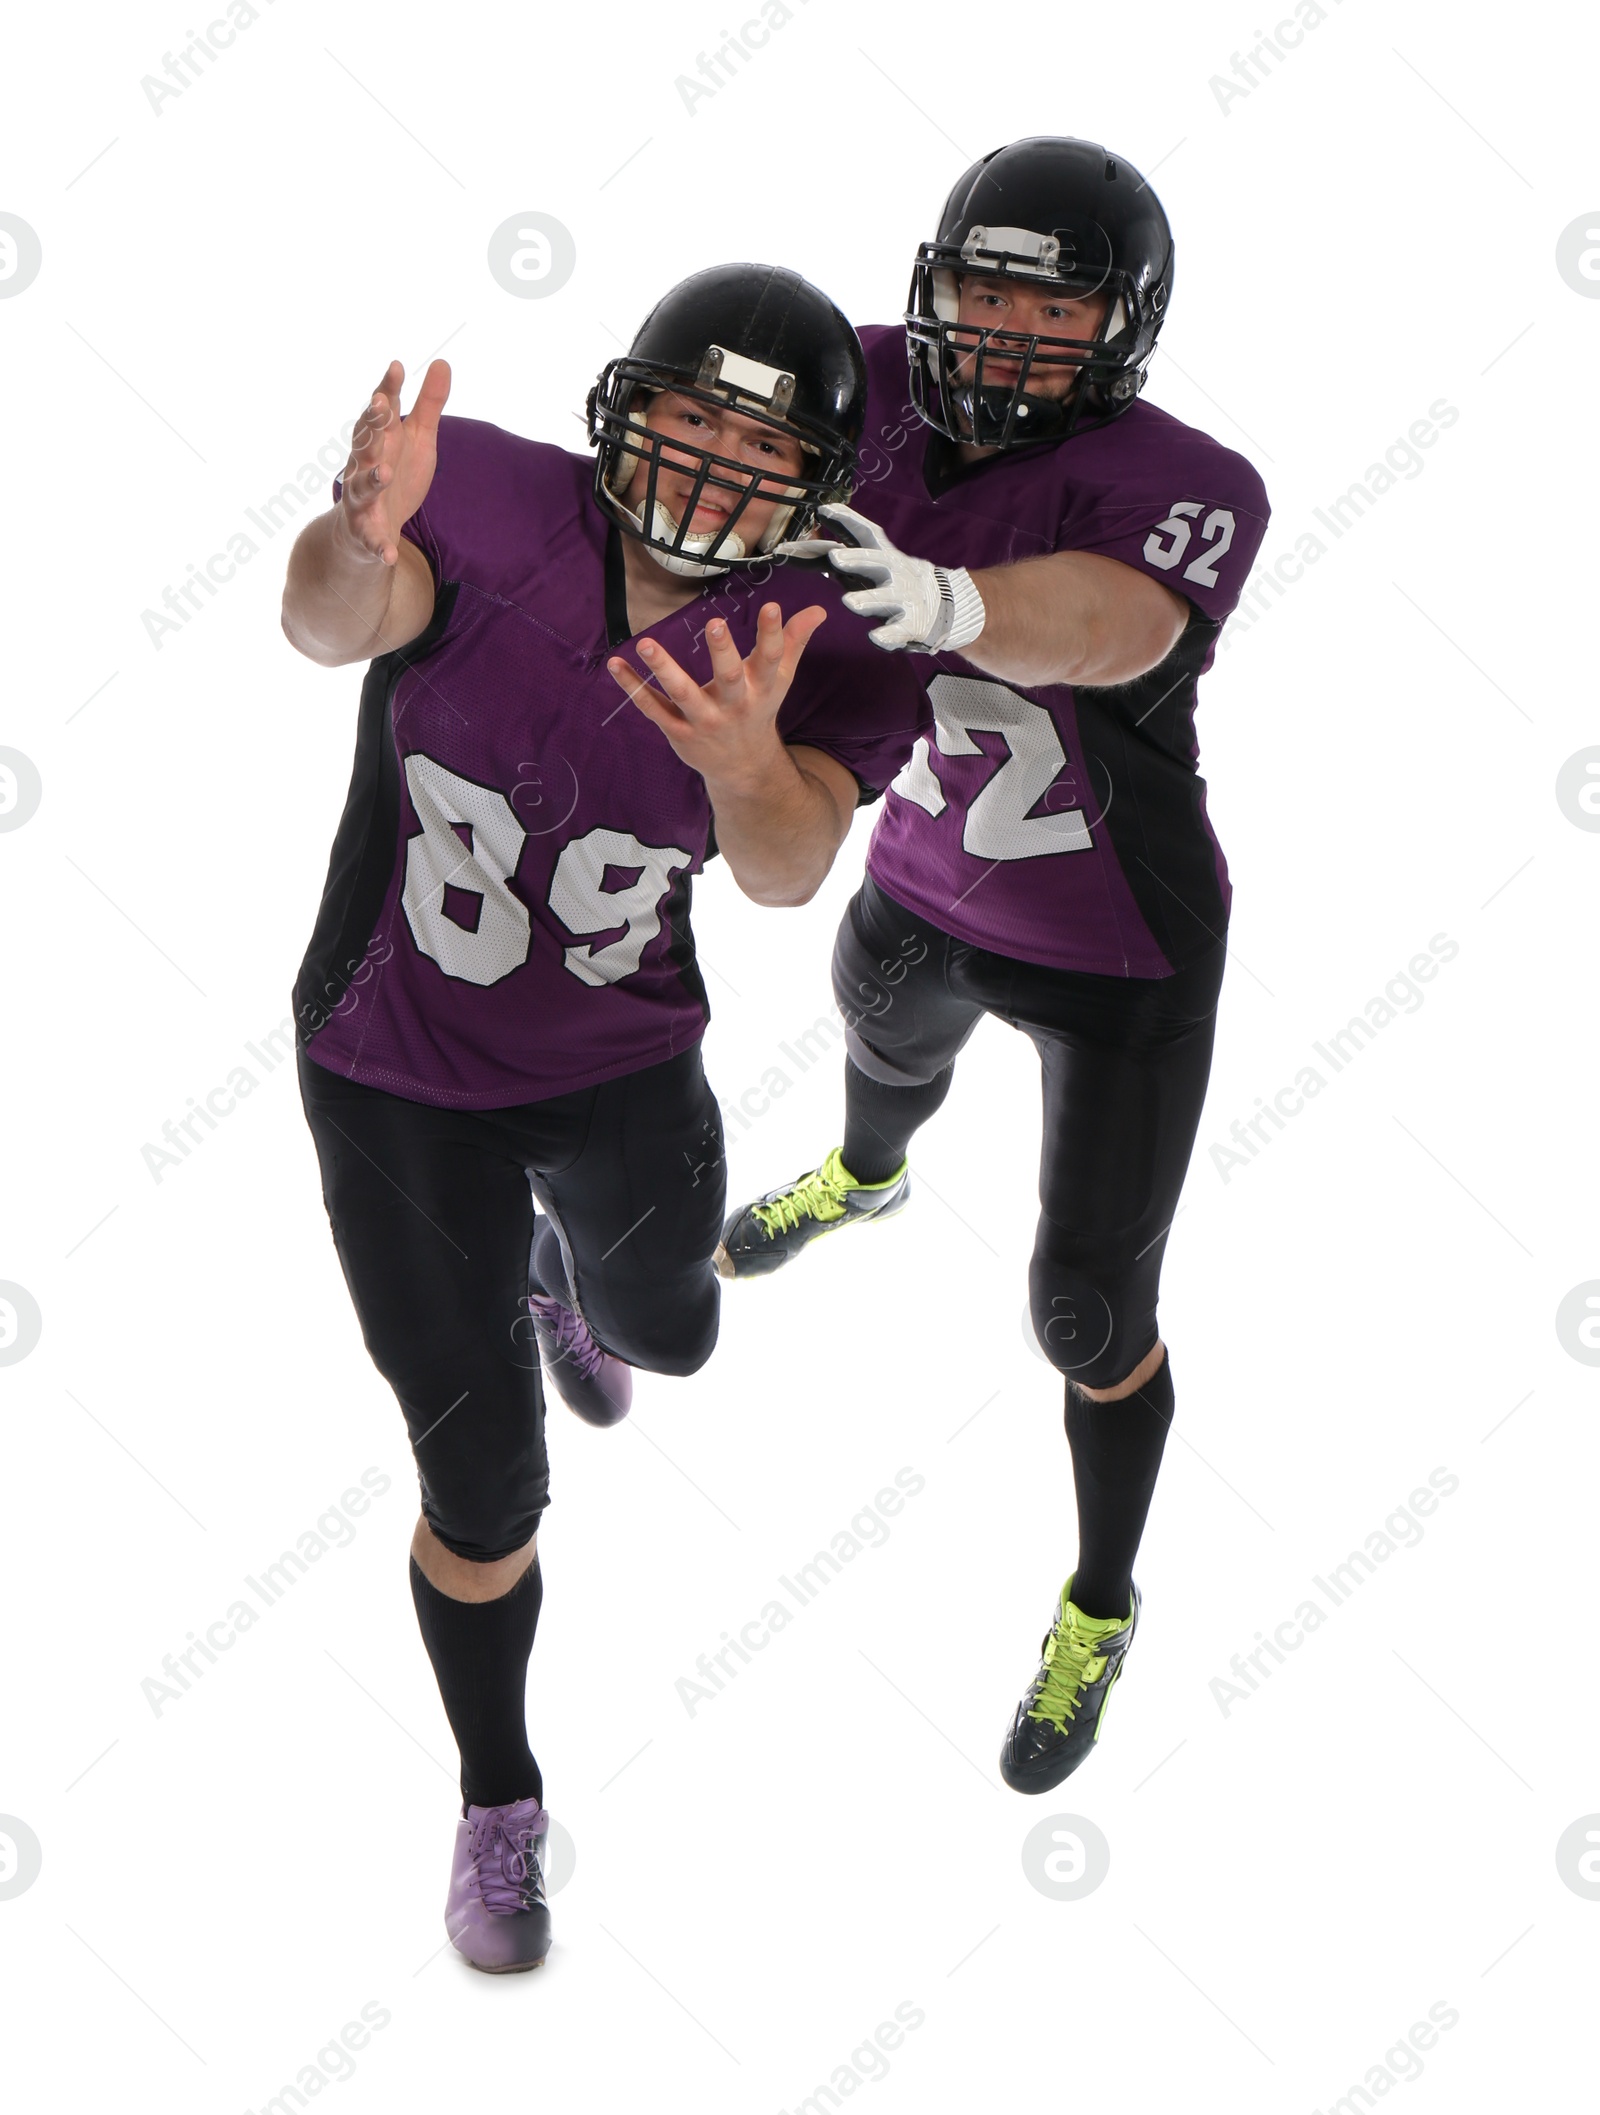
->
[1071, 608, 1228, 970]
[293, 581, 461, 1047]
[602, 523, 632, 648]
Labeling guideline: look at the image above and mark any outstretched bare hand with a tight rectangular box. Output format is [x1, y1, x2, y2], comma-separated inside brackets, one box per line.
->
[606, 602, 828, 789]
[335, 358, 452, 568]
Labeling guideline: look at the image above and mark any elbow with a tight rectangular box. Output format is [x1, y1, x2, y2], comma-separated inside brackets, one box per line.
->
[775, 853, 836, 908]
[734, 861, 826, 909]
[281, 604, 324, 664]
[1077, 615, 1188, 688]
[725, 836, 839, 908]
[281, 605, 356, 669]
[1074, 586, 1190, 687]
[741, 879, 821, 909]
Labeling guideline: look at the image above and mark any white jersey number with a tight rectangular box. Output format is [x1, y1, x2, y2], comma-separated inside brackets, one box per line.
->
[549, 827, 693, 987]
[402, 754, 533, 986]
[1143, 501, 1236, 590]
[401, 754, 690, 990]
[891, 674, 1093, 862]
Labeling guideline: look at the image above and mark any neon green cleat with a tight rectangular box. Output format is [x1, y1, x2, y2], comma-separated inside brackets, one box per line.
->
[714, 1146, 910, 1280]
[999, 1576, 1141, 1793]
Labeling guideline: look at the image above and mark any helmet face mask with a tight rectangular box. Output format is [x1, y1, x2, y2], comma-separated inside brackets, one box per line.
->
[590, 360, 833, 578]
[906, 141, 1175, 451]
[589, 267, 867, 578]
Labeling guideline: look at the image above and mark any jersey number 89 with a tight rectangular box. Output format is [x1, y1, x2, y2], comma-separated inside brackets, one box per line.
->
[400, 753, 691, 990]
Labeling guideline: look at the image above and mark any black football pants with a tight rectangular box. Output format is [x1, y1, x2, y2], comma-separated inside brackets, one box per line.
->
[298, 1042, 725, 1561]
[834, 875, 1227, 1390]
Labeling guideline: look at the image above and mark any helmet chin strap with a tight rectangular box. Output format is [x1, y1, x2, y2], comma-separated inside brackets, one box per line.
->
[643, 497, 744, 579]
[604, 479, 742, 577]
[607, 410, 806, 575]
[624, 492, 805, 579]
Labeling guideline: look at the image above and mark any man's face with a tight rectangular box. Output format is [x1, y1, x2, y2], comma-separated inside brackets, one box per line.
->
[621, 390, 808, 548]
[952, 274, 1114, 400]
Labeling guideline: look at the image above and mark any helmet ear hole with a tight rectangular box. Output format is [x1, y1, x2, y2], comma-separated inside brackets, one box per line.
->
[605, 388, 653, 496]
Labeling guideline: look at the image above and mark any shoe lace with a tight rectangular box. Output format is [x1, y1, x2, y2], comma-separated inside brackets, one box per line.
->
[753, 1157, 850, 1237]
[469, 1806, 547, 1915]
[1026, 1607, 1112, 1733]
[528, 1294, 607, 1381]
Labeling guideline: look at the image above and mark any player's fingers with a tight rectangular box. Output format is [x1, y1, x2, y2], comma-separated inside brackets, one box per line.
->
[331, 492, 398, 567]
[817, 502, 889, 550]
[775, 604, 828, 680]
[351, 386, 398, 465]
[747, 600, 787, 673]
[703, 617, 745, 692]
[839, 584, 902, 622]
[826, 546, 891, 583]
[340, 453, 396, 531]
[407, 358, 452, 435]
[606, 656, 685, 727]
[358, 362, 403, 443]
[634, 639, 703, 718]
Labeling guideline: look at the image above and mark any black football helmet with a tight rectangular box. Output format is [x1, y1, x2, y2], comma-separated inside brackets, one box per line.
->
[907, 136, 1175, 450]
[588, 264, 866, 577]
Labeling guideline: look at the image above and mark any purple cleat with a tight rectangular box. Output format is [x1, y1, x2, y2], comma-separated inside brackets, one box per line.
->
[527, 1213, 632, 1425]
[527, 1291, 633, 1427]
[528, 1285, 634, 1421]
[445, 1796, 553, 1974]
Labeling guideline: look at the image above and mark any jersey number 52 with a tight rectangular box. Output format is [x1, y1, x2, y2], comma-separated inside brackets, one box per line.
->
[890, 674, 1093, 862]
[1142, 501, 1236, 589]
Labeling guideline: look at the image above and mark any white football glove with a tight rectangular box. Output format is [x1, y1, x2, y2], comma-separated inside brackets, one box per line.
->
[778, 502, 986, 654]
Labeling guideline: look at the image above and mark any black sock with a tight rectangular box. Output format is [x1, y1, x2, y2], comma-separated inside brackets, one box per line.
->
[1063, 1350, 1175, 1620]
[409, 1554, 544, 1812]
[841, 1057, 954, 1185]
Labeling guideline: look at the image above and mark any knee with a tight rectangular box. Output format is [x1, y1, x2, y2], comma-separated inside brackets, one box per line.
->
[419, 1475, 547, 1565]
[403, 1375, 548, 1559]
[841, 1021, 943, 1090]
[1068, 1339, 1168, 1404]
[598, 1276, 719, 1378]
[423, 1514, 545, 1567]
[414, 1510, 540, 1586]
[1028, 1257, 1154, 1392]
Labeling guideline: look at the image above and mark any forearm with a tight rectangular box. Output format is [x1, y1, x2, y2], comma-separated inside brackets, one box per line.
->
[960, 551, 1187, 689]
[281, 510, 403, 667]
[702, 743, 847, 908]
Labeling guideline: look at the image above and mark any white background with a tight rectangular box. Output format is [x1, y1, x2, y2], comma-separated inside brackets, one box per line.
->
[2, 0, 1596, 2108]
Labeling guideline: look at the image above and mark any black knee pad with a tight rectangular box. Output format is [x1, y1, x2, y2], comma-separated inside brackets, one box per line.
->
[1028, 1257, 1156, 1391]
[406, 1377, 550, 1563]
[840, 1021, 947, 1089]
[419, 1486, 548, 1567]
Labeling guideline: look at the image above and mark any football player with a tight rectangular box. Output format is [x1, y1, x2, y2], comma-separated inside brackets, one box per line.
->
[715, 140, 1272, 1793]
[280, 266, 926, 1970]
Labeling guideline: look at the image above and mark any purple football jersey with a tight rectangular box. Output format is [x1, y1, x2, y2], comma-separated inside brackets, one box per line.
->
[851, 324, 1270, 977]
[295, 417, 927, 1108]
